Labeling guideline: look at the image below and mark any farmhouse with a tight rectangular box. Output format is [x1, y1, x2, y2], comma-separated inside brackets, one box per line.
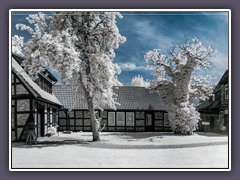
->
[11, 54, 62, 142]
[197, 70, 229, 132]
[11, 51, 229, 142]
[11, 53, 171, 142]
[53, 85, 171, 132]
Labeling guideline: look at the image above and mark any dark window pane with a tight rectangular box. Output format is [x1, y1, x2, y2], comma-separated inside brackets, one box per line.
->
[100, 111, 107, 119]
[155, 112, 163, 119]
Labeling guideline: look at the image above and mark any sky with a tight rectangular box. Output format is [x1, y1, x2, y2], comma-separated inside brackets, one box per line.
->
[11, 11, 229, 85]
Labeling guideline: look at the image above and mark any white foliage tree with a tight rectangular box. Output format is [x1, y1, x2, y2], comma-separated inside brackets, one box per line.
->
[144, 37, 215, 134]
[15, 11, 126, 141]
[12, 35, 24, 56]
[131, 75, 150, 87]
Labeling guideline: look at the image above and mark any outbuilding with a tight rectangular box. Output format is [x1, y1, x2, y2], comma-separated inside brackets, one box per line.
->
[53, 85, 171, 132]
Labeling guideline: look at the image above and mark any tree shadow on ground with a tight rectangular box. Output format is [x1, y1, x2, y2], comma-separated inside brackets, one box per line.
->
[12, 139, 228, 150]
[117, 132, 171, 139]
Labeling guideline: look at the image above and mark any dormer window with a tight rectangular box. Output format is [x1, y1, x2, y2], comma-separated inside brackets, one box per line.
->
[37, 74, 53, 94]
[209, 94, 215, 102]
[225, 84, 228, 99]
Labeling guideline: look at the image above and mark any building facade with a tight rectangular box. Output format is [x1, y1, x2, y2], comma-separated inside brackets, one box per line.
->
[197, 70, 229, 132]
[53, 86, 171, 132]
[11, 54, 62, 141]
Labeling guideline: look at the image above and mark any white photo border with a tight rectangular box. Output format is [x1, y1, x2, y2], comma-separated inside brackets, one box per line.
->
[9, 9, 231, 172]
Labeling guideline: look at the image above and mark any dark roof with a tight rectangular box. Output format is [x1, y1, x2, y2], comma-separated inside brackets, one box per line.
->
[12, 57, 62, 106]
[12, 53, 24, 64]
[213, 70, 228, 93]
[197, 99, 221, 112]
[53, 85, 167, 111]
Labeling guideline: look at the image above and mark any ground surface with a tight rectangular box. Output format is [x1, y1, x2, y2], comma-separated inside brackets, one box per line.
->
[11, 132, 229, 169]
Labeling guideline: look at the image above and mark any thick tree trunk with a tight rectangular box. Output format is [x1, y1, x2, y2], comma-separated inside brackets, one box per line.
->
[80, 82, 100, 141]
[88, 99, 100, 141]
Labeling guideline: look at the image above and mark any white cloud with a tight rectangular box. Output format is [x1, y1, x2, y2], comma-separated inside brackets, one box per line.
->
[117, 62, 154, 72]
[117, 62, 136, 71]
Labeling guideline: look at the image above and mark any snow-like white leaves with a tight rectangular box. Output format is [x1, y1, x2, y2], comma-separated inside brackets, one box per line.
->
[144, 49, 166, 65]
[16, 11, 126, 112]
[190, 74, 215, 104]
[168, 103, 200, 134]
[131, 75, 150, 87]
[145, 37, 215, 134]
[12, 35, 24, 56]
[184, 38, 216, 67]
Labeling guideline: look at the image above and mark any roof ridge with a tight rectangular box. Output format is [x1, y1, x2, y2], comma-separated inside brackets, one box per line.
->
[54, 85, 148, 89]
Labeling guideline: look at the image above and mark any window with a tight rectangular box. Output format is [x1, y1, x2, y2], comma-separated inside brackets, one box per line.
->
[209, 94, 215, 102]
[117, 112, 125, 126]
[136, 112, 144, 119]
[164, 113, 170, 126]
[52, 109, 57, 126]
[146, 114, 152, 126]
[126, 112, 134, 126]
[155, 112, 163, 119]
[108, 112, 115, 126]
[47, 107, 50, 126]
[225, 84, 228, 99]
[100, 111, 107, 119]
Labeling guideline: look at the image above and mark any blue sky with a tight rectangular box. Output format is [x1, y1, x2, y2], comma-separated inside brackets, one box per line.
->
[12, 11, 229, 85]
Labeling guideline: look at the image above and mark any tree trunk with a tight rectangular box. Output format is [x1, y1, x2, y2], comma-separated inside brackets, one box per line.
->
[80, 82, 100, 141]
[88, 99, 100, 141]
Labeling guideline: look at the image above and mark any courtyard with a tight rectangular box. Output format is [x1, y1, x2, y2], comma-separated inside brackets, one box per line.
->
[11, 132, 229, 169]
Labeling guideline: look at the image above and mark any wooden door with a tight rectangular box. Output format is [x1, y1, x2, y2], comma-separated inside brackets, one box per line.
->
[37, 106, 45, 137]
[145, 113, 154, 131]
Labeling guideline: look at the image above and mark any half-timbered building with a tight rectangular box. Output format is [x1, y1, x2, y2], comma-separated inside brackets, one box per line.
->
[197, 70, 229, 132]
[11, 54, 62, 141]
[53, 85, 171, 132]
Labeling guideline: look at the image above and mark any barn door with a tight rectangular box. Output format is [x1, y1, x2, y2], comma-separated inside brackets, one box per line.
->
[145, 113, 154, 131]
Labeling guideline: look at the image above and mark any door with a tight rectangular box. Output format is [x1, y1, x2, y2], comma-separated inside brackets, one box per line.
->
[145, 113, 154, 131]
[210, 116, 215, 131]
[37, 106, 45, 137]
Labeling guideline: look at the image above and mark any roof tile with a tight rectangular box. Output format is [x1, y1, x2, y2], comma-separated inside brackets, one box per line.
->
[53, 85, 167, 111]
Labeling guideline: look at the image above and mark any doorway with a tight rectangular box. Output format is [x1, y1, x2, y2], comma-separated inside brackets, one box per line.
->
[37, 106, 45, 137]
[145, 113, 154, 131]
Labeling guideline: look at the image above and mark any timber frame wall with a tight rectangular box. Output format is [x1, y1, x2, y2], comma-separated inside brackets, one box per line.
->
[58, 109, 172, 132]
[11, 72, 59, 142]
